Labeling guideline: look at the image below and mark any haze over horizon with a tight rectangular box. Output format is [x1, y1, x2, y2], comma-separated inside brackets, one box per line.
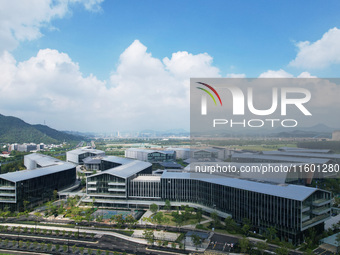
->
[1, 1, 340, 132]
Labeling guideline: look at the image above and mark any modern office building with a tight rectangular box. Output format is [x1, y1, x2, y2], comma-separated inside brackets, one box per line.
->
[231, 151, 339, 180]
[192, 148, 220, 159]
[167, 148, 191, 160]
[0, 153, 76, 211]
[66, 147, 105, 164]
[24, 153, 62, 170]
[17, 143, 38, 152]
[86, 157, 152, 199]
[168, 147, 227, 160]
[125, 148, 176, 162]
[262, 151, 340, 164]
[85, 157, 331, 244]
[278, 147, 332, 154]
[160, 171, 331, 244]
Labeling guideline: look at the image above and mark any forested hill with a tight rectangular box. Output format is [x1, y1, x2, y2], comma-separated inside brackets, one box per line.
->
[0, 113, 83, 143]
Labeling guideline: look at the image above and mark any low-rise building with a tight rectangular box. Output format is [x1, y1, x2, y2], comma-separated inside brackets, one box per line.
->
[84, 157, 331, 244]
[66, 147, 105, 164]
[0, 153, 76, 211]
[125, 148, 175, 162]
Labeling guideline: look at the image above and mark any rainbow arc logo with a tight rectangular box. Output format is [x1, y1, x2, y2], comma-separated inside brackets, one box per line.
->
[196, 82, 222, 115]
[196, 82, 223, 106]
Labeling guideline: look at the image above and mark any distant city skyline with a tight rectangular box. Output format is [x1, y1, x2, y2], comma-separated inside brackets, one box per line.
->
[1, 1, 340, 132]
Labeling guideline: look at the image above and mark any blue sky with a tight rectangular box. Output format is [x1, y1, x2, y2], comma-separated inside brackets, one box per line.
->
[12, 0, 340, 79]
[1, 0, 340, 132]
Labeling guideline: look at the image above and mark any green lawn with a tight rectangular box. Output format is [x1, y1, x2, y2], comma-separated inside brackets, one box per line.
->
[148, 212, 205, 227]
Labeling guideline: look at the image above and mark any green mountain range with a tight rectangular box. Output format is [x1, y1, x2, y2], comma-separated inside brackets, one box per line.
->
[0, 113, 83, 143]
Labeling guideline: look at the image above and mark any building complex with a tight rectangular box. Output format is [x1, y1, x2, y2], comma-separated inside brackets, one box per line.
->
[0, 153, 76, 211]
[125, 148, 175, 162]
[66, 147, 105, 164]
[83, 154, 332, 244]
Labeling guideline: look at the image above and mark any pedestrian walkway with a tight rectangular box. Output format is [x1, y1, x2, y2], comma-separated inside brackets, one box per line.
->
[0, 223, 148, 245]
[139, 210, 154, 225]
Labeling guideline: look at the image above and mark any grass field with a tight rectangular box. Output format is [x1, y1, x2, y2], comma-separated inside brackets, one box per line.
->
[148, 212, 207, 227]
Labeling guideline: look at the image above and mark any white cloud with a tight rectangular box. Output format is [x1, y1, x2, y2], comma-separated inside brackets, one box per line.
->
[297, 72, 317, 78]
[0, 0, 104, 53]
[258, 69, 294, 78]
[75, 0, 104, 11]
[163, 51, 220, 79]
[259, 69, 317, 78]
[0, 40, 221, 131]
[226, 73, 246, 78]
[290, 27, 340, 69]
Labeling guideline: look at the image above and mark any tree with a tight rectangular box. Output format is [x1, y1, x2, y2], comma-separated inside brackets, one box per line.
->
[191, 233, 202, 250]
[275, 246, 289, 255]
[114, 214, 125, 228]
[23, 200, 29, 211]
[242, 218, 252, 235]
[266, 226, 277, 241]
[56, 243, 60, 251]
[143, 229, 155, 245]
[150, 203, 158, 214]
[153, 211, 164, 225]
[47, 243, 52, 251]
[72, 245, 77, 253]
[210, 211, 219, 228]
[242, 223, 250, 235]
[303, 249, 314, 255]
[79, 246, 84, 255]
[256, 241, 268, 255]
[239, 237, 250, 253]
[196, 208, 203, 223]
[53, 190, 58, 200]
[164, 200, 171, 211]
[172, 211, 184, 228]
[224, 216, 237, 232]
[125, 214, 136, 229]
[63, 244, 68, 252]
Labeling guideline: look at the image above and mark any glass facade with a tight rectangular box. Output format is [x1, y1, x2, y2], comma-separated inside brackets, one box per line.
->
[160, 177, 331, 243]
[0, 166, 76, 211]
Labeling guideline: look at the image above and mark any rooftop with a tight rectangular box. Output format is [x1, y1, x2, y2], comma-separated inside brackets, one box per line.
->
[25, 153, 63, 168]
[278, 147, 331, 154]
[90, 159, 152, 179]
[126, 148, 175, 154]
[131, 175, 161, 182]
[159, 161, 183, 168]
[0, 162, 76, 182]
[82, 156, 102, 164]
[67, 147, 104, 156]
[262, 151, 340, 160]
[320, 233, 340, 247]
[232, 153, 331, 164]
[161, 171, 320, 201]
[102, 156, 134, 165]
